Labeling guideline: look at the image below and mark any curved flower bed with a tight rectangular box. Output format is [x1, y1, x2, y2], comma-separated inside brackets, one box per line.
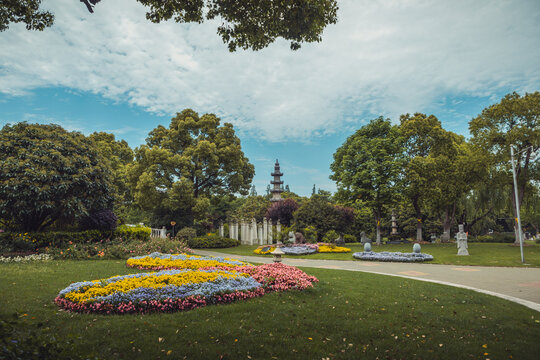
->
[55, 268, 263, 314]
[318, 244, 351, 253]
[126, 252, 249, 270]
[253, 243, 351, 255]
[281, 245, 318, 255]
[353, 251, 434, 262]
[254, 246, 275, 255]
[56, 254, 318, 314]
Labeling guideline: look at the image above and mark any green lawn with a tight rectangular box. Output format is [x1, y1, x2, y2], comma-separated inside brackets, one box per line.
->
[209, 242, 540, 267]
[1, 260, 539, 359]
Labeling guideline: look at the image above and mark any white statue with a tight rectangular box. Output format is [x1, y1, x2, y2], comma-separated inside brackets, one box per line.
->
[456, 224, 469, 256]
[288, 231, 295, 243]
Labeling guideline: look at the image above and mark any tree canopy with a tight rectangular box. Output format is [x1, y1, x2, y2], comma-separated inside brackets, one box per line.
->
[128, 109, 254, 227]
[469, 91, 539, 242]
[0, 122, 114, 231]
[2, 0, 339, 52]
[330, 117, 404, 244]
[0, 0, 53, 32]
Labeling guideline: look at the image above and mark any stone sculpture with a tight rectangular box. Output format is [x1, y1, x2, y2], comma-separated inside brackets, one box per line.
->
[456, 224, 469, 256]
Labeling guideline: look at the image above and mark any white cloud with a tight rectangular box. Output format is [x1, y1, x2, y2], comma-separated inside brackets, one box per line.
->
[0, 0, 539, 141]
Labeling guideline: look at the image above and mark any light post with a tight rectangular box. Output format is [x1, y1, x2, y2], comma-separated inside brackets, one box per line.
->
[170, 221, 176, 238]
[510, 144, 536, 264]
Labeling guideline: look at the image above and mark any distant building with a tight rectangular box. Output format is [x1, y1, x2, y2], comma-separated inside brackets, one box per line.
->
[270, 159, 284, 202]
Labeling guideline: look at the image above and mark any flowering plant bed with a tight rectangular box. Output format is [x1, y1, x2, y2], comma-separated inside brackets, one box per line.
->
[353, 251, 434, 262]
[55, 255, 318, 314]
[126, 252, 249, 270]
[0, 253, 52, 262]
[254, 246, 275, 254]
[253, 243, 351, 255]
[317, 244, 351, 253]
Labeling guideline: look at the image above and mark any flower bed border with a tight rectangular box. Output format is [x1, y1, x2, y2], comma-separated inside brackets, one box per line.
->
[352, 251, 434, 262]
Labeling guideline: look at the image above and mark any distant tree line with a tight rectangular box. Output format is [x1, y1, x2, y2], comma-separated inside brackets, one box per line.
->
[0, 93, 538, 244]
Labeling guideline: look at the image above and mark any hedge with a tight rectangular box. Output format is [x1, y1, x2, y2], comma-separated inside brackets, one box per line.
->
[187, 235, 240, 249]
[471, 233, 516, 243]
[0, 225, 151, 252]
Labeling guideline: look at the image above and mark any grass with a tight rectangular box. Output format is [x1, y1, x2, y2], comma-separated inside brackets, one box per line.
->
[1, 260, 539, 359]
[208, 242, 540, 267]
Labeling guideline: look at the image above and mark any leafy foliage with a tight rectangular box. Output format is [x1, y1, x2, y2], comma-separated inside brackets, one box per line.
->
[0, 0, 54, 32]
[79, 209, 118, 231]
[128, 109, 254, 228]
[133, 0, 338, 51]
[187, 235, 240, 249]
[294, 195, 345, 241]
[330, 117, 404, 244]
[469, 92, 540, 242]
[0, 123, 114, 231]
[265, 198, 299, 226]
[232, 196, 270, 222]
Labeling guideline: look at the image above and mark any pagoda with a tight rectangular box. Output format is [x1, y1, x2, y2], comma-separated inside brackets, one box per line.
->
[270, 159, 284, 202]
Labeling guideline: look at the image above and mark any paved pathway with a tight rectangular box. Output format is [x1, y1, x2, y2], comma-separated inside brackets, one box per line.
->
[193, 250, 540, 312]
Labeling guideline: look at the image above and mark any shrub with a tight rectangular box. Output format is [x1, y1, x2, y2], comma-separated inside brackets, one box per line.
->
[322, 230, 339, 243]
[266, 199, 299, 226]
[472, 233, 515, 243]
[80, 209, 118, 231]
[176, 227, 197, 241]
[46, 237, 192, 260]
[0, 226, 151, 255]
[187, 235, 240, 249]
[114, 224, 151, 241]
[303, 226, 318, 243]
[343, 234, 357, 243]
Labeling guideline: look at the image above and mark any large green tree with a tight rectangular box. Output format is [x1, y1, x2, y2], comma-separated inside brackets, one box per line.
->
[330, 117, 404, 245]
[2, 0, 339, 52]
[88, 132, 134, 221]
[128, 109, 254, 227]
[0, 122, 114, 231]
[469, 92, 540, 243]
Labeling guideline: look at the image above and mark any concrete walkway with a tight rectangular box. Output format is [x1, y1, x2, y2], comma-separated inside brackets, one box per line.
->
[193, 250, 540, 312]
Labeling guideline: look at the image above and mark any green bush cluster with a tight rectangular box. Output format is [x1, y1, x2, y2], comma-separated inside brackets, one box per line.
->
[471, 233, 516, 243]
[322, 230, 339, 243]
[176, 227, 197, 242]
[0, 225, 151, 253]
[187, 235, 240, 249]
[114, 224, 151, 241]
[46, 237, 191, 260]
[343, 234, 357, 243]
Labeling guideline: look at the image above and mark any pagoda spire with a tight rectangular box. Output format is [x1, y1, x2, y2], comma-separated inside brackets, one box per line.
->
[270, 159, 284, 202]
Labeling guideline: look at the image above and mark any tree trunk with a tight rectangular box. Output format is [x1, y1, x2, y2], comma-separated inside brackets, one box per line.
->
[441, 203, 455, 242]
[374, 211, 381, 246]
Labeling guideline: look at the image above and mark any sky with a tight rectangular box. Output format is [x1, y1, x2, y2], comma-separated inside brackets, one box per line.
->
[1, 0, 539, 196]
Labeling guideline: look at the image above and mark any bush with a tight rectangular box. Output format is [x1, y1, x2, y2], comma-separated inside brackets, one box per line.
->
[80, 209, 118, 231]
[46, 237, 192, 260]
[472, 233, 515, 243]
[303, 226, 318, 243]
[343, 234, 357, 243]
[114, 224, 151, 241]
[176, 227, 197, 242]
[322, 230, 339, 243]
[187, 235, 240, 249]
[0, 226, 151, 254]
